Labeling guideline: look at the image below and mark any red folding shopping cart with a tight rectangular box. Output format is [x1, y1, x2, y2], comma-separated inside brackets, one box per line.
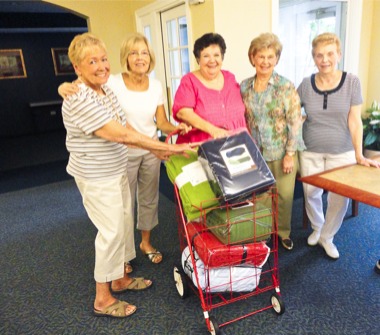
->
[166, 132, 285, 335]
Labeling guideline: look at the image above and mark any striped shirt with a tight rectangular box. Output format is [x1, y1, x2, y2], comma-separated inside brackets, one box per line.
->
[297, 72, 363, 154]
[62, 83, 128, 180]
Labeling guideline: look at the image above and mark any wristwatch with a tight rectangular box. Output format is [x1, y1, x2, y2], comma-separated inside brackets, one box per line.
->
[286, 151, 296, 157]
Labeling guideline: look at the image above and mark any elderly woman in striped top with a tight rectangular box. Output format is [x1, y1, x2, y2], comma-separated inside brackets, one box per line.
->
[297, 32, 379, 260]
[62, 33, 191, 318]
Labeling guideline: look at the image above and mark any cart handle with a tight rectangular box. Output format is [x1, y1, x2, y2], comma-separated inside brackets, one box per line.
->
[165, 129, 207, 149]
[165, 129, 181, 144]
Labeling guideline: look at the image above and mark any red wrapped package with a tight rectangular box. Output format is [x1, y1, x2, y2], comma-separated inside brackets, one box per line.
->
[185, 222, 270, 268]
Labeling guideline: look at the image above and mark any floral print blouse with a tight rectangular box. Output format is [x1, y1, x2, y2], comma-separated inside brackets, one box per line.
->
[240, 71, 305, 162]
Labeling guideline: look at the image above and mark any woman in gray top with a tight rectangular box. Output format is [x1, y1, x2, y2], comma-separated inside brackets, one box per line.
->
[297, 32, 379, 260]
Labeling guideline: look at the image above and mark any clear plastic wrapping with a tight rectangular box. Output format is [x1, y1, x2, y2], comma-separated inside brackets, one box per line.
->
[198, 130, 275, 204]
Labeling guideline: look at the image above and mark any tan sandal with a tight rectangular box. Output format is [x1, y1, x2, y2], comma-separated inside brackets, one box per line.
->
[93, 300, 136, 318]
[112, 277, 152, 294]
[142, 249, 163, 264]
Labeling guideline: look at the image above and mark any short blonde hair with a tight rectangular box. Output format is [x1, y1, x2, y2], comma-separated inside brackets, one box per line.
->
[120, 33, 156, 74]
[312, 32, 341, 57]
[68, 33, 107, 66]
[248, 33, 282, 66]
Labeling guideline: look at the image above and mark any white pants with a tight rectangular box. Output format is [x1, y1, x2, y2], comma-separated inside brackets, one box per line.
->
[127, 152, 160, 231]
[299, 150, 356, 243]
[75, 174, 136, 283]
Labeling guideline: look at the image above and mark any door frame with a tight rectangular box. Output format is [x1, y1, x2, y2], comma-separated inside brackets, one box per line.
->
[135, 0, 193, 114]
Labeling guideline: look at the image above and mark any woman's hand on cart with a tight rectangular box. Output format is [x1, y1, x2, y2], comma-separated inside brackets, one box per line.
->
[176, 122, 192, 135]
[151, 142, 196, 161]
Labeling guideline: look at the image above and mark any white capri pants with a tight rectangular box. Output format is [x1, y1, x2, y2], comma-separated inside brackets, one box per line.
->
[75, 174, 136, 283]
[299, 150, 356, 243]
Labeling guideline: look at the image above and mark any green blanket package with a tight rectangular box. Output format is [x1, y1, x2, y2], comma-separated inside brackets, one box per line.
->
[165, 151, 219, 221]
[205, 202, 273, 244]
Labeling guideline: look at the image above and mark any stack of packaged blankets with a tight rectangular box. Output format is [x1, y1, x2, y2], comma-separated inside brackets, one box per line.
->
[166, 130, 275, 292]
[165, 151, 219, 221]
[198, 130, 275, 204]
[181, 203, 272, 292]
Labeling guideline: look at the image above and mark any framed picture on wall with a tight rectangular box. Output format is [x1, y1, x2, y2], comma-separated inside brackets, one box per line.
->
[51, 48, 75, 75]
[0, 49, 27, 80]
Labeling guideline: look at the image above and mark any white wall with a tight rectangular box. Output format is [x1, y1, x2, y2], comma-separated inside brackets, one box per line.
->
[213, 0, 273, 83]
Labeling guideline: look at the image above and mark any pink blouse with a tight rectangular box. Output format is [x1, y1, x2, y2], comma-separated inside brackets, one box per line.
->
[172, 70, 247, 143]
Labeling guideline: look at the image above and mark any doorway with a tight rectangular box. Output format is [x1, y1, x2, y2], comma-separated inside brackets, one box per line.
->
[160, 5, 190, 117]
[136, 1, 191, 128]
[276, 0, 348, 87]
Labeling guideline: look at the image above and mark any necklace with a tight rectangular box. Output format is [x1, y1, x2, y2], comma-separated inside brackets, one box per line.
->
[253, 84, 270, 106]
[315, 71, 342, 90]
[196, 70, 223, 90]
[87, 83, 125, 124]
[123, 73, 148, 91]
[100, 91, 124, 124]
[254, 80, 268, 93]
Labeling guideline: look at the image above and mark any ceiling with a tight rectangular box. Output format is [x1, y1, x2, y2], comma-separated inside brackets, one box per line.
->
[0, 1, 87, 32]
[0, 1, 67, 13]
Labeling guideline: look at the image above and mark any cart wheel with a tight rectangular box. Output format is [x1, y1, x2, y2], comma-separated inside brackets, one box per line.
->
[374, 260, 380, 274]
[173, 265, 188, 299]
[271, 293, 285, 315]
[209, 316, 221, 335]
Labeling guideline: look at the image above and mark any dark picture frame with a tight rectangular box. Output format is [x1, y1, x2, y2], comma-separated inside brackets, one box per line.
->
[0, 49, 27, 80]
[51, 48, 75, 75]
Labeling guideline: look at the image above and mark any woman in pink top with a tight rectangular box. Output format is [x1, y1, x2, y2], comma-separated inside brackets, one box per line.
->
[172, 33, 246, 143]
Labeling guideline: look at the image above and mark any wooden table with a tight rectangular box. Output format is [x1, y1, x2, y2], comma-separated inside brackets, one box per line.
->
[299, 156, 380, 209]
[299, 156, 380, 272]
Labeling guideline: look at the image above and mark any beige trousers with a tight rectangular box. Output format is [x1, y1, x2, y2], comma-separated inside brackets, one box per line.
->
[75, 174, 136, 283]
[127, 152, 160, 231]
[266, 154, 298, 239]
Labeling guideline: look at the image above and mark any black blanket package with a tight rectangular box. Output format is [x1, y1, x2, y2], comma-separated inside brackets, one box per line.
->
[198, 131, 275, 204]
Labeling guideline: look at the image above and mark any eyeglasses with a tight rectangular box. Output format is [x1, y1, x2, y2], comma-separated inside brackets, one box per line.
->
[128, 50, 150, 58]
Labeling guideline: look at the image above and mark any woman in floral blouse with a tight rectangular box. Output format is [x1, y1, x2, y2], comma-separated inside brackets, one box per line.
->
[240, 33, 305, 251]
